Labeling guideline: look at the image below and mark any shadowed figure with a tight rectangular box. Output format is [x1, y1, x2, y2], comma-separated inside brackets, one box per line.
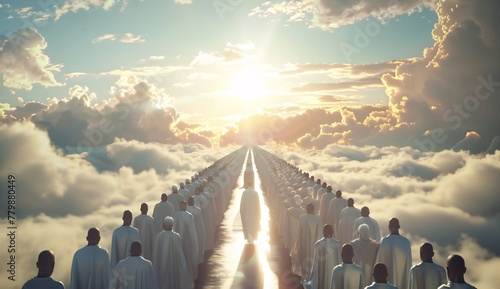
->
[351, 224, 379, 287]
[22, 250, 65, 289]
[365, 263, 398, 289]
[133, 203, 156, 261]
[353, 206, 381, 242]
[330, 244, 364, 289]
[70, 228, 110, 289]
[240, 177, 261, 244]
[338, 198, 361, 244]
[111, 210, 140, 269]
[409, 243, 446, 289]
[437, 254, 477, 289]
[153, 193, 175, 234]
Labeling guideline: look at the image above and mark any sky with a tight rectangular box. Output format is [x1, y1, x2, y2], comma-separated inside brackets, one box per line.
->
[0, 0, 499, 288]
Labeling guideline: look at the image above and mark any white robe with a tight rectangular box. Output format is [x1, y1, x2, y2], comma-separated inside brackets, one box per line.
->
[173, 211, 199, 280]
[110, 226, 141, 269]
[194, 194, 215, 250]
[375, 234, 412, 289]
[353, 216, 381, 242]
[22, 277, 64, 289]
[153, 230, 191, 289]
[307, 237, 342, 289]
[351, 238, 379, 287]
[338, 207, 361, 244]
[240, 187, 261, 242]
[133, 214, 156, 261]
[330, 263, 364, 289]
[409, 262, 447, 289]
[178, 188, 190, 200]
[438, 282, 477, 289]
[70, 245, 110, 289]
[109, 256, 158, 289]
[291, 213, 323, 278]
[187, 205, 206, 263]
[168, 193, 185, 213]
[285, 206, 305, 249]
[365, 283, 399, 289]
[327, 197, 348, 237]
[152, 201, 175, 234]
[319, 192, 335, 224]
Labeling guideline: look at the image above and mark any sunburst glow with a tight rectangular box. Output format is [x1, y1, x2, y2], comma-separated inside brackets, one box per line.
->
[231, 68, 267, 100]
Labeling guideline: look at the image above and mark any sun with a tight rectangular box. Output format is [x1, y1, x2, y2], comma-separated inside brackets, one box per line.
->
[231, 67, 267, 100]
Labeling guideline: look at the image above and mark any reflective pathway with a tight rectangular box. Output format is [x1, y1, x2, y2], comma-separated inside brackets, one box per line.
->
[196, 148, 302, 289]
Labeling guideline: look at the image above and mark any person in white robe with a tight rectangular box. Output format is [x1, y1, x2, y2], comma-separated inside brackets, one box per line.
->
[306, 224, 342, 289]
[111, 210, 141, 269]
[169, 185, 185, 213]
[173, 201, 199, 280]
[194, 186, 215, 251]
[365, 263, 398, 289]
[22, 250, 65, 289]
[152, 193, 175, 234]
[178, 182, 190, 200]
[240, 177, 261, 244]
[319, 186, 335, 223]
[109, 241, 158, 289]
[409, 243, 446, 289]
[353, 207, 381, 242]
[291, 203, 323, 280]
[185, 179, 195, 196]
[338, 198, 361, 244]
[70, 228, 110, 289]
[285, 195, 306, 249]
[153, 217, 191, 289]
[437, 254, 477, 289]
[187, 196, 206, 264]
[375, 218, 412, 289]
[312, 179, 322, 198]
[316, 182, 327, 203]
[302, 187, 319, 212]
[132, 203, 156, 261]
[350, 224, 379, 287]
[327, 190, 348, 238]
[330, 244, 364, 289]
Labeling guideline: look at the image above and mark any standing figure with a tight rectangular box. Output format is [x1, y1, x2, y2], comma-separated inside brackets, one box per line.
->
[240, 177, 261, 244]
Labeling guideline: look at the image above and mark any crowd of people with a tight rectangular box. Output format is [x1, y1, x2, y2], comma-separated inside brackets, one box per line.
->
[22, 146, 477, 289]
[253, 146, 477, 289]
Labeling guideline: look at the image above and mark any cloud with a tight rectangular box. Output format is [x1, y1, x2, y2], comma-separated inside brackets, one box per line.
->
[55, 0, 128, 20]
[91, 33, 145, 44]
[290, 76, 383, 92]
[149, 55, 165, 60]
[174, 0, 193, 4]
[250, 0, 436, 29]
[0, 28, 64, 90]
[190, 43, 250, 66]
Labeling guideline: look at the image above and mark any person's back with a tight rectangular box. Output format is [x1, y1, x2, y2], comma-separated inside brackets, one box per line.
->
[23, 250, 65, 289]
[409, 243, 446, 289]
[437, 254, 476, 289]
[365, 263, 398, 289]
[307, 225, 342, 289]
[133, 203, 156, 261]
[111, 211, 141, 268]
[152, 194, 175, 234]
[109, 242, 158, 289]
[70, 228, 110, 289]
[329, 244, 364, 289]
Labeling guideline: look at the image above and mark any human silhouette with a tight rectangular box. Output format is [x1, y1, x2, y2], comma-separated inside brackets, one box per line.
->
[22, 250, 64, 289]
[437, 254, 477, 289]
[409, 243, 446, 289]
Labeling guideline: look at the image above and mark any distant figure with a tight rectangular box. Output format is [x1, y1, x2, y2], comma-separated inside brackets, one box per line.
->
[338, 198, 361, 244]
[153, 217, 190, 289]
[70, 228, 110, 289]
[110, 210, 141, 268]
[133, 203, 156, 261]
[291, 203, 323, 280]
[173, 201, 199, 281]
[302, 187, 319, 212]
[178, 182, 190, 200]
[329, 244, 364, 289]
[194, 186, 215, 250]
[375, 218, 412, 289]
[350, 224, 379, 287]
[409, 243, 446, 289]
[365, 263, 398, 289]
[152, 193, 175, 234]
[313, 178, 322, 198]
[187, 196, 206, 264]
[437, 254, 477, 289]
[317, 182, 328, 202]
[327, 190, 348, 238]
[109, 241, 158, 289]
[353, 207, 381, 242]
[285, 194, 306, 249]
[169, 185, 185, 213]
[22, 250, 64, 289]
[240, 177, 261, 244]
[319, 186, 335, 223]
[307, 224, 342, 289]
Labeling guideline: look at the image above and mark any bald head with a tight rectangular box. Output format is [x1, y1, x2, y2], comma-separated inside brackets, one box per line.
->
[130, 241, 142, 256]
[446, 254, 467, 283]
[140, 203, 148, 214]
[122, 210, 132, 226]
[306, 203, 315, 214]
[179, 201, 187, 211]
[163, 217, 174, 230]
[388, 217, 400, 235]
[36, 250, 55, 278]
[188, 196, 195, 206]
[86, 228, 101, 246]
[161, 193, 168, 202]
[347, 198, 354, 207]
[373, 263, 389, 283]
[361, 206, 370, 217]
[335, 190, 342, 197]
[323, 224, 333, 238]
[341, 244, 354, 263]
[420, 243, 434, 263]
